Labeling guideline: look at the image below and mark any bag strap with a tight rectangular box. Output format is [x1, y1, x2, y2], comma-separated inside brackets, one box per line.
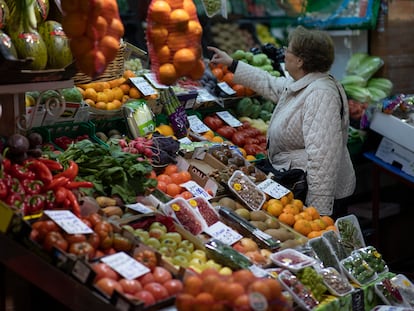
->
[329, 74, 345, 120]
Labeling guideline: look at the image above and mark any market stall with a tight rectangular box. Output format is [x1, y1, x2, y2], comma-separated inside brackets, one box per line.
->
[1, 0, 414, 310]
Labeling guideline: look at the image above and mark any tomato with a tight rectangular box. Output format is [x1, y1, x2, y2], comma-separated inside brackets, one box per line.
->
[134, 290, 156, 306]
[68, 241, 95, 258]
[94, 220, 113, 234]
[112, 233, 133, 252]
[244, 137, 260, 145]
[163, 279, 184, 296]
[137, 272, 155, 286]
[244, 144, 262, 156]
[134, 250, 158, 271]
[87, 232, 101, 249]
[64, 233, 87, 244]
[92, 262, 119, 281]
[203, 116, 224, 131]
[43, 231, 68, 252]
[95, 277, 123, 297]
[119, 278, 142, 295]
[216, 126, 236, 139]
[231, 131, 247, 146]
[87, 213, 103, 226]
[144, 282, 169, 301]
[33, 220, 60, 241]
[152, 266, 172, 284]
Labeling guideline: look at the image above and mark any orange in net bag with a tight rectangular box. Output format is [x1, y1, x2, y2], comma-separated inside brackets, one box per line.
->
[146, 0, 205, 85]
[60, 0, 125, 78]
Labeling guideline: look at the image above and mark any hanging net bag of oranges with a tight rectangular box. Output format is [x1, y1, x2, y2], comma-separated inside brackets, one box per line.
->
[146, 0, 205, 86]
[60, 0, 125, 78]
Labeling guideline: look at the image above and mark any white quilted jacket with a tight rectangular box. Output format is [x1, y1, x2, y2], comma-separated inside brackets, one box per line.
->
[233, 62, 356, 215]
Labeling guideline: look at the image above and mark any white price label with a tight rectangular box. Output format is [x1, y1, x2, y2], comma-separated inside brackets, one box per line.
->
[178, 136, 192, 144]
[216, 111, 242, 127]
[181, 180, 212, 200]
[249, 264, 270, 278]
[101, 252, 150, 280]
[257, 179, 290, 199]
[217, 82, 236, 95]
[196, 88, 217, 102]
[204, 221, 243, 245]
[143, 72, 168, 89]
[44, 210, 93, 234]
[129, 77, 157, 96]
[188, 114, 211, 133]
[125, 202, 153, 214]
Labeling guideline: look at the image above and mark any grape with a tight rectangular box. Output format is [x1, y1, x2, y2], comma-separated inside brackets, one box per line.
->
[201, 0, 221, 16]
[297, 267, 327, 301]
[124, 58, 143, 72]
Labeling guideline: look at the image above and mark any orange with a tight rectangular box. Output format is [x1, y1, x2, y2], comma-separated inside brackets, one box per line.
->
[222, 72, 234, 86]
[293, 219, 312, 236]
[182, 0, 197, 16]
[245, 87, 255, 96]
[186, 20, 203, 40]
[279, 195, 291, 206]
[232, 84, 246, 97]
[173, 48, 196, 75]
[307, 231, 322, 239]
[325, 225, 338, 232]
[166, 183, 182, 197]
[178, 171, 191, 183]
[128, 87, 141, 99]
[123, 69, 136, 79]
[310, 220, 323, 232]
[283, 203, 300, 215]
[156, 45, 171, 64]
[292, 199, 304, 212]
[266, 200, 283, 217]
[149, 1, 171, 24]
[167, 31, 188, 51]
[62, 12, 87, 38]
[111, 87, 124, 101]
[170, 9, 190, 31]
[99, 35, 120, 63]
[189, 58, 206, 81]
[211, 67, 224, 81]
[194, 292, 214, 311]
[261, 278, 282, 300]
[86, 15, 108, 40]
[202, 130, 214, 140]
[165, 0, 183, 10]
[180, 191, 193, 199]
[103, 88, 114, 102]
[157, 173, 172, 184]
[158, 63, 177, 85]
[70, 35, 93, 58]
[248, 280, 271, 301]
[305, 206, 320, 220]
[211, 136, 224, 143]
[231, 269, 256, 289]
[95, 101, 107, 110]
[164, 164, 179, 176]
[83, 88, 98, 102]
[321, 215, 335, 227]
[96, 91, 108, 103]
[176, 293, 195, 311]
[119, 83, 130, 94]
[183, 275, 203, 296]
[298, 211, 312, 221]
[149, 24, 169, 48]
[278, 212, 295, 226]
[108, 18, 125, 39]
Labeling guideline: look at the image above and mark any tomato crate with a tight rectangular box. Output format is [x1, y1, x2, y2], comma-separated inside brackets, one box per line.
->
[43, 121, 107, 150]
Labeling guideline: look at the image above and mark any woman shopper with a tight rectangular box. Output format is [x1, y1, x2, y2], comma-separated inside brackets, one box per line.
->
[208, 26, 356, 216]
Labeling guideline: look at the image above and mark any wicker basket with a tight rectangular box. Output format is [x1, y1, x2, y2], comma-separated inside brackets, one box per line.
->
[73, 42, 126, 85]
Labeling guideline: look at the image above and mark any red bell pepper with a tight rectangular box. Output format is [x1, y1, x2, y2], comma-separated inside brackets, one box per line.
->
[10, 163, 36, 180]
[24, 159, 53, 184]
[23, 194, 46, 215]
[5, 192, 24, 209]
[23, 179, 44, 195]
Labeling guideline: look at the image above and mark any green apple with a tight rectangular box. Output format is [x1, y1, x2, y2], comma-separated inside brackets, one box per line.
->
[149, 221, 168, 233]
[122, 225, 135, 233]
[191, 249, 207, 262]
[189, 257, 205, 268]
[175, 247, 192, 261]
[203, 259, 222, 271]
[161, 232, 182, 244]
[145, 237, 161, 249]
[134, 229, 149, 242]
[219, 266, 233, 276]
[178, 240, 194, 253]
[149, 227, 165, 240]
[172, 255, 189, 268]
[158, 246, 176, 258]
[160, 238, 178, 250]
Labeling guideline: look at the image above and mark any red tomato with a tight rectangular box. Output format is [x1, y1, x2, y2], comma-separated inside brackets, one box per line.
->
[87, 232, 100, 249]
[64, 233, 87, 244]
[95, 277, 123, 297]
[244, 144, 262, 156]
[43, 231, 68, 252]
[138, 272, 155, 286]
[256, 134, 267, 143]
[134, 290, 156, 306]
[119, 278, 142, 295]
[244, 137, 260, 145]
[231, 131, 247, 146]
[92, 262, 119, 281]
[216, 126, 236, 139]
[144, 282, 169, 301]
[203, 116, 224, 131]
[152, 266, 172, 284]
[68, 241, 95, 258]
[163, 279, 184, 296]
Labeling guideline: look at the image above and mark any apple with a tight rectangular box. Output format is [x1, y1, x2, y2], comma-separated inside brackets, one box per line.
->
[161, 232, 182, 244]
[134, 229, 149, 242]
[158, 246, 176, 258]
[149, 221, 167, 233]
[233, 238, 258, 253]
[191, 249, 207, 262]
[178, 240, 194, 252]
[160, 238, 178, 250]
[203, 259, 222, 271]
[172, 255, 189, 268]
[122, 225, 135, 233]
[219, 267, 233, 276]
[145, 237, 161, 249]
[189, 257, 204, 268]
[175, 247, 192, 261]
[149, 227, 165, 240]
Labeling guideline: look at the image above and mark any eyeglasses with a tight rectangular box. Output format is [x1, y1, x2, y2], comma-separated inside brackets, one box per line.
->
[283, 46, 295, 55]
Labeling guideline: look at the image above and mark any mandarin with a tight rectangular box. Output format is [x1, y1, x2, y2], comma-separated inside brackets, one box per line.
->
[293, 219, 312, 236]
[278, 212, 295, 226]
[305, 206, 320, 220]
[321, 215, 335, 226]
[158, 63, 177, 85]
[149, 1, 171, 24]
[166, 183, 182, 197]
[164, 164, 179, 176]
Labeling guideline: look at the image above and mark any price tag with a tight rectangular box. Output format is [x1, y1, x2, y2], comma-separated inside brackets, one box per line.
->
[144, 72, 167, 89]
[196, 88, 217, 102]
[257, 179, 290, 199]
[129, 77, 157, 96]
[188, 114, 211, 133]
[217, 82, 236, 96]
[181, 180, 212, 200]
[101, 251, 150, 280]
[249, 264, 270, 278]
[178, 136, 192, 144]
[216, 111, 242, 127]
[0, 201, 14, 233]
[72, 260, 92, 283]
[204, 221, 242, 245]
[125, 202, 153, 214]
[44, 210, 93, 234]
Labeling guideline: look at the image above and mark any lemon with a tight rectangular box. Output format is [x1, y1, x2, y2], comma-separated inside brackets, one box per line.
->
[156, 124, 174, 136]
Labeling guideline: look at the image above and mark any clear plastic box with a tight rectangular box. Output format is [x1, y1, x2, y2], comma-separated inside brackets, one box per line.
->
[320, 267, 354, 297]
[227, 170, 266, 210]
[270, 248, 317, 272]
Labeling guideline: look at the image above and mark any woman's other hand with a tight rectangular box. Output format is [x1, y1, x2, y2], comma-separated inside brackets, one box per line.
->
[207, 46, 233, 67]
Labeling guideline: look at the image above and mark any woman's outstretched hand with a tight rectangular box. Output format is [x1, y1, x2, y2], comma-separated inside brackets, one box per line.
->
[207, 46, 233, 67]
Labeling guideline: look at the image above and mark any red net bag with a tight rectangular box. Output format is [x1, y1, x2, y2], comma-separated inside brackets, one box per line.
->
[60, 0, 125, 78]
[146, 0, 205, 86]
